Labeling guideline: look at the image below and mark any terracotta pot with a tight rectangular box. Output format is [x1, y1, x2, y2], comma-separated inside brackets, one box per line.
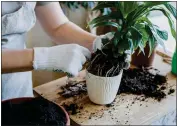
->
[131, 44, 157, 67]
[2, 97, 70, 126]
[86, 70, 123, 105]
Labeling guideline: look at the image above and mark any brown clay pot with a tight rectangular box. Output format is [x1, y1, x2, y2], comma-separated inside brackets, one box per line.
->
[131, 44, 157, 67]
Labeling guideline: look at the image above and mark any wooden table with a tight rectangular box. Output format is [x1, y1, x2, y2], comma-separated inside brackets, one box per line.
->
[34, 53, 176, 125]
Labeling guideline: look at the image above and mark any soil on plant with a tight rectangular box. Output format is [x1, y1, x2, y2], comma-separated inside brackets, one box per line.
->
[2, 97, 67, 126]
[87, 50, 127, 77]
[117, 67, 167, 101]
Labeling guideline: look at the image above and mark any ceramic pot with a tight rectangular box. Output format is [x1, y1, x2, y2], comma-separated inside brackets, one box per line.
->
[2, 97, 70, 126]
[86, 70, 123, 105]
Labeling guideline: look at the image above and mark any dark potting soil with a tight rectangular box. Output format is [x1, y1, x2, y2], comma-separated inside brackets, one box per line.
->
[2, 97, 67, 126]
[87, 50, 127, 77]
[117, 68, 167, 101]
[168, 89, 175, 95]
[59, 80, 87, 98]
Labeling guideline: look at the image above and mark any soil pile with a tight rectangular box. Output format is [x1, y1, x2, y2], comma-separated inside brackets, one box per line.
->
[2, 97, 67, 126]
[118, 67, 167, 101]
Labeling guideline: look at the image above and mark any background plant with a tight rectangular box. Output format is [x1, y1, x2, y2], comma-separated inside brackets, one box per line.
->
[89, 2, 176, 57]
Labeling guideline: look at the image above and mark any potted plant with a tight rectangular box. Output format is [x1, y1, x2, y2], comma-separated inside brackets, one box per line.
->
[131, 2, 177, 67]
[86, 2, 176, 105]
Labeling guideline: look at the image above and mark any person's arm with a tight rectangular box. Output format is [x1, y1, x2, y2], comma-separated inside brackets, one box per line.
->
[2, 49, 34, 73]
[35, 2, 97, 50]
[2, 44, 91, 76]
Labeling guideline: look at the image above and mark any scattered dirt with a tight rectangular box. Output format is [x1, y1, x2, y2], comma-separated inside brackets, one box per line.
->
[59, 81, 87, 98]
[2, 97, 67, 126]
[59, 67, 174, 115]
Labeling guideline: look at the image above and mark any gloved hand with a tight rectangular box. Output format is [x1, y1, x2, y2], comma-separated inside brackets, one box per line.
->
[92, 32, 114, 52]
[33, 44, 91, 77]
[93, 32, 131, 69]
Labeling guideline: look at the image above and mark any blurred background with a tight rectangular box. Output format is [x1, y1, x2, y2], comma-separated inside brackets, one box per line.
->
[26, 2, 176, 87]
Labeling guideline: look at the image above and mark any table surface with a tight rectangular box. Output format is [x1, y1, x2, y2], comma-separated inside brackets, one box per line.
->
[34, 53, 176, 125]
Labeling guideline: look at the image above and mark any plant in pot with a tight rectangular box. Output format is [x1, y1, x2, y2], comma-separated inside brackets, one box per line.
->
[86, 1, 176, 105]
[131, 2, 177, 67]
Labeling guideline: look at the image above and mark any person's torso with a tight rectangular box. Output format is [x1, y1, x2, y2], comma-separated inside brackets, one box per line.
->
[1, 2, 37, 100]
[2, 2, 36, 49]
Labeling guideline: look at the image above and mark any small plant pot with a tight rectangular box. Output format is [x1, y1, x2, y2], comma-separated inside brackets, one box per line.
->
[86, 70, 123, 105]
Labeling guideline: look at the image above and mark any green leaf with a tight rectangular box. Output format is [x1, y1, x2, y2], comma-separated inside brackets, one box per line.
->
[119, 2, 141, 18]
[138, 40, 145, 55]
[148, 35, 156, 57]
[92, 2, 115, 11]
[128, 38, 134, 54]
[149, 7, 176, 40]
[164, 3, 177, 19]
[129, 26, 143, 49]
[134, 23, 149, 44]
[117, 39, 131, 54]
[112, 32, 121, 47]
[88, 11, 123, 25]
[154, 26, 168, 40]
[92, 22, 119, 28]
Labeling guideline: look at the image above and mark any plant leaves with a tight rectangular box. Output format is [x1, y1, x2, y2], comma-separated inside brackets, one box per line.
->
[128, 26, 143, 50]
[138, 40, 145, 55]
[92, 22, 119, 28]
[154, 26, 168, 40]
[136, 17, 167, 52]
[164, 3, 177, 19]
[148, 35, 156, 57]
[149, 7, 176, 40]
[134, 23, 149, 44]
[128, 38, 134, 54]
[119, 2, 141, 18]
[88, 11, 123, 25]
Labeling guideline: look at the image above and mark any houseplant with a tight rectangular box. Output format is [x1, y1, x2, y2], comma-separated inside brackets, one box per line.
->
[86, 2, 176, 105]
[131, 2, 177, 67]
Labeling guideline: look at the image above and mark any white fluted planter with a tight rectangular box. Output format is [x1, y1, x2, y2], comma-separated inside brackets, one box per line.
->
[86, 70, 123, 105]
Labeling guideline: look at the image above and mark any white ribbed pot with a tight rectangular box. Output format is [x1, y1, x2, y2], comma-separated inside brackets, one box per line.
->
[86, 70, 123, 105]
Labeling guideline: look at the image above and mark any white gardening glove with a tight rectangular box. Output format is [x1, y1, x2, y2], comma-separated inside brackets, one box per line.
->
[93, 32, 114, 52]
[33, 44, 91, 77]
[93, 32, 131, 69]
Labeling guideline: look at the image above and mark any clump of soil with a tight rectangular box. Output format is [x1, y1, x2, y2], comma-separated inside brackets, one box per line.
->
[59, 81, 87, 98]
[2, 97, 67, 126]
[118, 67, 167, 101]
[87, 49, 127, 77]
[168, 89, 175, 95]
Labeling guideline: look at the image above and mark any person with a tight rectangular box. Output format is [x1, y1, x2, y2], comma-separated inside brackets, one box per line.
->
[2, 2, 113, 100]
